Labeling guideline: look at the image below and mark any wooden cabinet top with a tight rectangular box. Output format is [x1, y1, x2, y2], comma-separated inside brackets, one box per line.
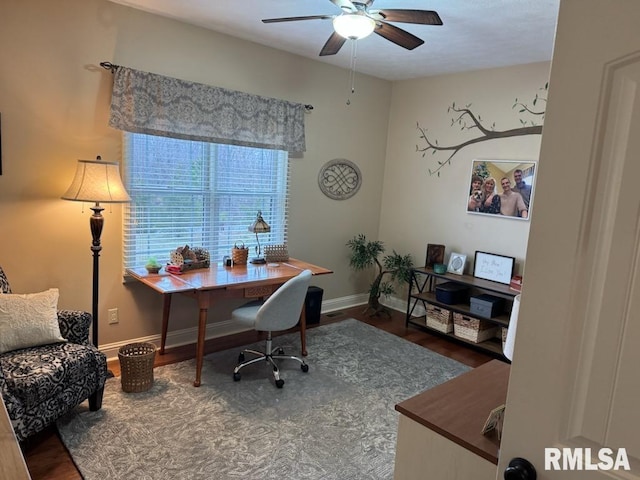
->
[1, 396, 31, 479]
[395, 359, 510, 464]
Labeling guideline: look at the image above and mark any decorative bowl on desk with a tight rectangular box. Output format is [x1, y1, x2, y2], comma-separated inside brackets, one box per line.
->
[433, 263, 447, 274]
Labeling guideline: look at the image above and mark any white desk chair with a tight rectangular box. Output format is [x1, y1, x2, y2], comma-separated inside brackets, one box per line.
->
[232, 269, 312, 388]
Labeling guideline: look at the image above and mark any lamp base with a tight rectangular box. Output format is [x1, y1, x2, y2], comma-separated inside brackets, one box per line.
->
[250, 257, 267, 264]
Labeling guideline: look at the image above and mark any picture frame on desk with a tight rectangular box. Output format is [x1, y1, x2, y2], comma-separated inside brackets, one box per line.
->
[481, 403, 506, 438]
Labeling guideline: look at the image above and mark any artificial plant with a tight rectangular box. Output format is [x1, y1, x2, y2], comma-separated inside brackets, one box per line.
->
[347, 234, 414, 316]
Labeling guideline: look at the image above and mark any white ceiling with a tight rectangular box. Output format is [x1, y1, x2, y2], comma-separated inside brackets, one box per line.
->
[107, 0, 560, 81]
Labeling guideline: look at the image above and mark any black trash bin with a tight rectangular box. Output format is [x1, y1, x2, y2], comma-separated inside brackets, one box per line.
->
[304, 286, 323, 325]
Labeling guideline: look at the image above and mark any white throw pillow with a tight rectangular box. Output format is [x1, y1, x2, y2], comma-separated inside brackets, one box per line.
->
[0, 288, 66, 354]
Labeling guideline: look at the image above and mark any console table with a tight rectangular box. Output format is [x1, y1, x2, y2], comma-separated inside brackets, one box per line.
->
[406, 267, 518, 358]
[127, 258, 332, 387]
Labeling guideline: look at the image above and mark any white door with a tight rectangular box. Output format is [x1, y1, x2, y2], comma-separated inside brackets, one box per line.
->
[499, 0, 640, 478]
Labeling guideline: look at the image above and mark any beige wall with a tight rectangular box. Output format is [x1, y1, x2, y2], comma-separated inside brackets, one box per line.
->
[380, 62, 550, 276]
[0, 0, 390, 348]
[0, 0, 551, 351]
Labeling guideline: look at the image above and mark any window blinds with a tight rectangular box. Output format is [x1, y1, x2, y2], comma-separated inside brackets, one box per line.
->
[123, 133, 289, 268]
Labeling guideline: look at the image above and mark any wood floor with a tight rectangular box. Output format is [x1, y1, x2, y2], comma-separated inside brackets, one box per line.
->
[20, 306, 494, 480]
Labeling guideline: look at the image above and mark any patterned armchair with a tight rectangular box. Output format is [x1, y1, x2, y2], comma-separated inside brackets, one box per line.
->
[0, 266, 107, 441]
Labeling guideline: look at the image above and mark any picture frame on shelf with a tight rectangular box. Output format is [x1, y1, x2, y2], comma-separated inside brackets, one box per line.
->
[473, 251, 515, 285]
[447, 252, 466, 275]
[425, 243, 445, 268]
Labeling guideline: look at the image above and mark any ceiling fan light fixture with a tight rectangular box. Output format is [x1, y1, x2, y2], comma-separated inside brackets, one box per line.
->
[333, 14, 376, 39]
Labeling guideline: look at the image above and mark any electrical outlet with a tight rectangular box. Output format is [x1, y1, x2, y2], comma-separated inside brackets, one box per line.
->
[108, 308, 119, 324]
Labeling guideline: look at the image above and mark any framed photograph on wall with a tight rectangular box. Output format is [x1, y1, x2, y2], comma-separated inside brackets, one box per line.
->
[425, 244, 445, 268]
[473, 251, 515, 285]
[466, 159, 536, 220]
[447, 253, 466, 275]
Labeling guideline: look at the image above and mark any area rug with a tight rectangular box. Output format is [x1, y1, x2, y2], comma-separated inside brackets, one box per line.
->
[57, 319, 470, 480]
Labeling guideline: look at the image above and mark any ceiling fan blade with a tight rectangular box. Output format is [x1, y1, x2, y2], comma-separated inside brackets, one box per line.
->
[330, 0, 357, 13]
[374, 22, 424, 50]
[377, 9, 443, 25]
[262, 15, 334, 24]
[319, 31, 347, 56]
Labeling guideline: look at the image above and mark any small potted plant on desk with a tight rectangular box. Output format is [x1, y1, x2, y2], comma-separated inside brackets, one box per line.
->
[145, 257, 162, 274]
[347, 234, 414, 317]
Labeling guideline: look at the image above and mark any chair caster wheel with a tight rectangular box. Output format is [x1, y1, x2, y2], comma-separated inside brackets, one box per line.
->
[233, 372, 241, 381]
[301, 364, 309, 373]
[275, 379, 285, 388]
[276, 347, 285, 355]
[238, 353, 245, 362]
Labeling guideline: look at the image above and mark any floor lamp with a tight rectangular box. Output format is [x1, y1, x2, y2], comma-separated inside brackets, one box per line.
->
[62, 156, 131, 348]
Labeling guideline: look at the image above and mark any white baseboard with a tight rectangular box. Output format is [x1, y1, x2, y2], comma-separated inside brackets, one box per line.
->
[383, 296, 426, 317]
[100, 293, 371, 362]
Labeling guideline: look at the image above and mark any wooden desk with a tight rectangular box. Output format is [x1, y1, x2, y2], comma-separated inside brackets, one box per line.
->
[127, 259, 332, 387]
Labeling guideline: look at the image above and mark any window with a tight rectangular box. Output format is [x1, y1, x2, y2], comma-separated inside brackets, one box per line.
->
[123, 133, 289, 268]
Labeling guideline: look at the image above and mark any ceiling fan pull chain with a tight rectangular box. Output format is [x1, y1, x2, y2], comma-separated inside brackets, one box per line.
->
[347, 39, 358, 105]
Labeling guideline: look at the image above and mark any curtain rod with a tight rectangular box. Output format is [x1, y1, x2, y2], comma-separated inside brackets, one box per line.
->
[99, 62, 314, 111]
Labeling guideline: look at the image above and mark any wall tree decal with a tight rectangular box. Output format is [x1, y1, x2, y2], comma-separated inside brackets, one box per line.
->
[416, 83, 547, 176]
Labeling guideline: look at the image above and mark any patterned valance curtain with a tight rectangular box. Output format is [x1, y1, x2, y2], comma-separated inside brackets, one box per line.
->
[108, 66, 306, 152]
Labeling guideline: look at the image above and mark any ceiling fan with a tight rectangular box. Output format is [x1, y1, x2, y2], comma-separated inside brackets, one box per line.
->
[262, 0, 443, 56]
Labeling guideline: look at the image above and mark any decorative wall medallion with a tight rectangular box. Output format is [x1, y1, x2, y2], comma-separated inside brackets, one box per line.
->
[318, 158, 362, 200]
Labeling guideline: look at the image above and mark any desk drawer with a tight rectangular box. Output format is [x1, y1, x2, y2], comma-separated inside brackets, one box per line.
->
[244, 285, 275, 298]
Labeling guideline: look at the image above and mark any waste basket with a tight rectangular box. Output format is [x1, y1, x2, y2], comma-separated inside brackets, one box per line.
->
[304, 286, 323, 325]
[118, 342, 156, 393]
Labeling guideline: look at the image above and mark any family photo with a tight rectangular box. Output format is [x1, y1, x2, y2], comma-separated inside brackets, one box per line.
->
[467, 159, 536, 220]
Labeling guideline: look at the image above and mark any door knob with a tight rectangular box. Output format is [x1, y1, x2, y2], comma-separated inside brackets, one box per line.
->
[504, 457, 536, 480]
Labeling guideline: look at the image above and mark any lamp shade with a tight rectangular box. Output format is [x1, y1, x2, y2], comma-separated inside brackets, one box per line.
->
[61, 158, 130, 203]
[333, 14, 376, 39]
[248, 211, 271, 233]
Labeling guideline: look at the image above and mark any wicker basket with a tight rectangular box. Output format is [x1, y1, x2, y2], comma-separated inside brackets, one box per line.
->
[264, 244, 289, 262]
[453, 313, 499, 344]
[231, 242, 249, 265]
[118, 342, 156, 393]
[426, 304, 453, 333]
